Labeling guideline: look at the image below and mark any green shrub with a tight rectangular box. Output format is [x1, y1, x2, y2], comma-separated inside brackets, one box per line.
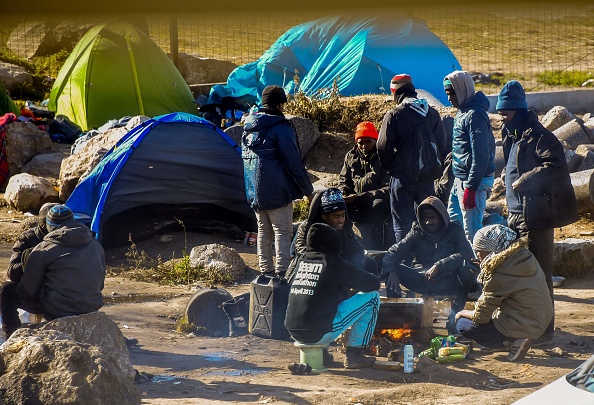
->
[536, 70, 594, 86]
[293, 198, 310, 222]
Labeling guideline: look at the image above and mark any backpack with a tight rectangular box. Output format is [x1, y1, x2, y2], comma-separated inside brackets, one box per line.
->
[400, 105, 442, 182]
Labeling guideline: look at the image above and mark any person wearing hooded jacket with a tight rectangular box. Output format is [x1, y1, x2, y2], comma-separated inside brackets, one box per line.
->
[377, 74, 447, 244]
[285, 222, 380, 369]
[455, 224, 553, 361]
[496, 80, 578, 343]
[0, 205, 105, 339]
[382, 196, 476, 334]
[443, 70, 496, 243]
[241, 85, 314, 277]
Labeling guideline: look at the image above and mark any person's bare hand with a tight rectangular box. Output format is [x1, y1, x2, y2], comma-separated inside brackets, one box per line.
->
[424, 265, 439, 281]
[343, 194, 357, 204]
[455, 309, 474, 321]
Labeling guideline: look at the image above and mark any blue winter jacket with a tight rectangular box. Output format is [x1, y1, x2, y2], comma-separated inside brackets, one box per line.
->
[451, 91, 496, 190]
[241, 111, 313, 211]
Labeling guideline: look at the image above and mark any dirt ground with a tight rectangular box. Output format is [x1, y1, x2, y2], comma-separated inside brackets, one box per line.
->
[1, 127, 594, 404]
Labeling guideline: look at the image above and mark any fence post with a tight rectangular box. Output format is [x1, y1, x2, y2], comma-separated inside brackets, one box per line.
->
[169, 16, 179, 69]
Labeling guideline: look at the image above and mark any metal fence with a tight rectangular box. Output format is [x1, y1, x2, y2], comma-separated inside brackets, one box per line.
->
[1, 3, 593, 100]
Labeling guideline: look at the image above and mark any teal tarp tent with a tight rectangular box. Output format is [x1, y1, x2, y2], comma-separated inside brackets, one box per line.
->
[209, 15, 462, 106]
[0, 81, 19, 116]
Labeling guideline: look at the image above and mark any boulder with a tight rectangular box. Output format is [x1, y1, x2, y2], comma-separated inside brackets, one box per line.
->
[189, 243, 246, 282]
[21, 152, 67, 180]
[0, 61, 34, 94]
[176, 53, 238, 85]
[494, 145, 505, 177]
[584, 117, 594, 141]
[6, 21, 56, 58]
[184, 287, 233, 337]
[566, 149, 582, 172]
[553, 238, 594, 279]
[553, 119, 592, 150]
[58, 115, 149, 201]
[541, 106, 578, 132]
[0, 312, 140, 405]
[5, 122, 58, 178]
[578, 151, 594, 172]
[4, 173, 60, 212]
[570, 169, 594, 214]
[52, 21, 97, 51]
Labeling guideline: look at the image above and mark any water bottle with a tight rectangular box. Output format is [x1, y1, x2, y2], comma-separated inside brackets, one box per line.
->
[403, 344, 414, 373]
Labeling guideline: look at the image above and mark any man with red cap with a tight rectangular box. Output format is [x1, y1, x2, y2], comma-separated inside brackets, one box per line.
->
[378, 74, 447, 244]
[339, 121, 391, 250]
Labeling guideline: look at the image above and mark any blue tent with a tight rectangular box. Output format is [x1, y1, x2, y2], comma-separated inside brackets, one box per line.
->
[66, 112, 254, 246]
[209, 15, 461, 106]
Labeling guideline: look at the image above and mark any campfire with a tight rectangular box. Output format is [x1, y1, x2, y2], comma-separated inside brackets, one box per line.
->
[368, 324, 417, 357]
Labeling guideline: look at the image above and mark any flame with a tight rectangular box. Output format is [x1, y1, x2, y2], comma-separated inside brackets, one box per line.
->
[377, 324, 414, 341]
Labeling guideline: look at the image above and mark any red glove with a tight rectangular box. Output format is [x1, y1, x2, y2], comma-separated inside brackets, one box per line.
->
[462, 188, 477, 209]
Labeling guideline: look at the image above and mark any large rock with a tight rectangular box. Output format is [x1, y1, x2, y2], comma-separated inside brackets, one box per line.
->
[6, 21, 56, 58]
[58, 116, 149, 201]
[494, 145, 505, 177]
[571, 169, 594, 214]
[176, 53, 238, 85]
[5, 122, 58, 178]
[4, 173, 60, 212]
[541, 106, 578, 132]
[189, 243, 246, 282]
[553, 119, 592, 150]
[21, 152, 67, 180]
[0, 61, 34, 94]
[553, 238, 594, 279]
[51, 21, 97, 51]
[584, 117, 594, 141]
[0, 312, 140, 405]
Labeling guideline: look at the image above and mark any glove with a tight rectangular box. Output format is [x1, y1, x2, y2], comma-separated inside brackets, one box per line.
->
[462, 188, 477, 210]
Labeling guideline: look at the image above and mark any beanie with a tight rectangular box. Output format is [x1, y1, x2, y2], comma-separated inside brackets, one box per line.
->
[496, 80, 528, 111]
[443, 77, 454, 92]
[38, 202, 59, 230]
[390, 74, 413, 94]
[261, 85, 288, 108]
[319, 188, 347, 214]
[46, 204, 74, 232]
[354, 121, 378, 140]
[473, 224, 517, 254]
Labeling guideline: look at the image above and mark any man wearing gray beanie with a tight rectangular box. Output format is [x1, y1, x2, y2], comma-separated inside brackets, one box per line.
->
[496, 80, 577, 344]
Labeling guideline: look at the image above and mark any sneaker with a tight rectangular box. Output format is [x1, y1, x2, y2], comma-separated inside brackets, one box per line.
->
[507, 338, 533, 361]
[323, 349, 334, 365]
[288, 362, 312, 375]
[344, 347, 376, 369]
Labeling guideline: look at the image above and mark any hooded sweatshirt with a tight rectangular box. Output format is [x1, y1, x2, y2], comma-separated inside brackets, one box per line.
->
[241, 110, 313, 211]
[473, 237, 553, 339]
[284, 223, 380, 343]
[18, 219, 105, 318]
[382, 196, 474, 277]
[444, 71, 496, 190]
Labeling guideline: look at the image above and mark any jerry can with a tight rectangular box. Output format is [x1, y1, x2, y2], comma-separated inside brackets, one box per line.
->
[249, 274, 290, 340]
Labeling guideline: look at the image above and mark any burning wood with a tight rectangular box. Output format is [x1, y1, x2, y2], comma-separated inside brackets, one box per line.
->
[377, 326, 414, 341]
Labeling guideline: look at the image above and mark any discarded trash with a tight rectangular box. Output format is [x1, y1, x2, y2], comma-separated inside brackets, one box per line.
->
[552, 276, 566, 288]
[151, 374, 186, 383]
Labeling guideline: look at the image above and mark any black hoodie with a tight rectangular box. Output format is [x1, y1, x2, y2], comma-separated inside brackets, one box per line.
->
[284, 223, 380, 343]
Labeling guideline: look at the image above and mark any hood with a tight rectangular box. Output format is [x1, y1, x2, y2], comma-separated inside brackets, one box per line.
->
[445, 70, 475, 106]
[306, 222, 340, 255]
[401, 97, 430, 118]
[243, 110, 286, 133]
[415, 196, 449, 237]
[480, 237, 537, 278]
[460, 90, 490, 113]
[44, 219, 93, 247]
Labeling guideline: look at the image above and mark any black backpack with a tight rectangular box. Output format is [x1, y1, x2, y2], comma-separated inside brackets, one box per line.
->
[400, 106, 442, 182]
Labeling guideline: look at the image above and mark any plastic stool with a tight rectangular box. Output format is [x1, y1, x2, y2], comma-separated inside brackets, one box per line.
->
[294, 342, 328, 372]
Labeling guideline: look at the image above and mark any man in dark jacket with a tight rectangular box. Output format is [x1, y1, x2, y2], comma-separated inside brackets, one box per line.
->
[378, 74, 447, 244]
[7, 202, 58, 283]
[285, 222, 380, 368]
[496, 80, 578, 342]
[0, 205, 105, 339]
[242, 85, 314, 277]
[382, 196, 476, 334]
[443, 70, 496, 243]
[339, 121, 391, 250]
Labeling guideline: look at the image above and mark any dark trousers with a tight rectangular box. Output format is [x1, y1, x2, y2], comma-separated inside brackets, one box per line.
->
[456, 317, 508, 349]
[508, 213, 555, 337]
[0, 281, 44, 337]
[389, 177, 435, 244]
[347, 197, 392, 250]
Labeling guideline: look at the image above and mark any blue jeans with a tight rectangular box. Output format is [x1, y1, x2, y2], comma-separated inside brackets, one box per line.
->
[448, 176, 494, 243]
[389, 177, 435, 244]
[309, 291, 380, 348]
[456, 317, 508, 349]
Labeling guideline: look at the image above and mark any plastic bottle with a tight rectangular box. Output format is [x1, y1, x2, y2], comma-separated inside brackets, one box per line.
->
[403, 344, 414, 373]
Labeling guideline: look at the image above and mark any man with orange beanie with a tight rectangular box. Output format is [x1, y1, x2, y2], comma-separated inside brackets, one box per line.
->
[339, 121, 391, 250]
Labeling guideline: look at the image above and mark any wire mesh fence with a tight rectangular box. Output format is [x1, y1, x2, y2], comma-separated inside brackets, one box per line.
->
[0, 3, 593, 101]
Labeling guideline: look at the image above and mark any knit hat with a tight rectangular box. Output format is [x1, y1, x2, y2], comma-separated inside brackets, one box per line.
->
[443, 77, 454, 92]
[496, 80, 528, 111]
[354, 121, 378, 140]
[46, 204, 74, 232]
[472, 224, 518, 254]
[319, 188, 347, 214]
[38, 202, 59, 230]
[261, 85, 288, 108]
[390, 74, 413, 94]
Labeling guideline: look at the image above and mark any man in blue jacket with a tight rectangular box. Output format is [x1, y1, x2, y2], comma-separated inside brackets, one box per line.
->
[242, 85, 314, 278]
[443, 71, 496, 243]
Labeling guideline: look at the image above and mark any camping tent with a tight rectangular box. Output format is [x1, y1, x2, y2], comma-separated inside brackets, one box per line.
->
[208, 15, 461, 106]
[0, 81, 19, 116]
[48, 20, 197, 131]
[66, 112, 255, 246]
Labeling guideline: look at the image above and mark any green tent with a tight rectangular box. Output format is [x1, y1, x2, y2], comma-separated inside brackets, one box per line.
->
[49, 20, 196, 131]
[0, 81, 19, 116]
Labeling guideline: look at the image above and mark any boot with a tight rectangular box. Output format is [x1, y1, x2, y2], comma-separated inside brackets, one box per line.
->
[344, 346, 376, 369]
